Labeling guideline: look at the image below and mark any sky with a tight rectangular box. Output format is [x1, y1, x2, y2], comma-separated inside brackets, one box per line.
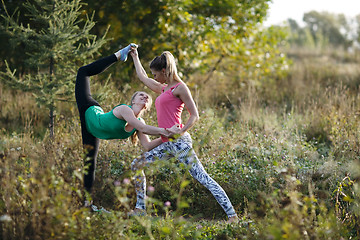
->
[264, 0, 360, 26]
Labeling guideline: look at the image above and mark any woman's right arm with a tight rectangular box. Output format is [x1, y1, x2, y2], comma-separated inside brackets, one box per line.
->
[113, 105, 169, 136]
[130, 49, 163, 94]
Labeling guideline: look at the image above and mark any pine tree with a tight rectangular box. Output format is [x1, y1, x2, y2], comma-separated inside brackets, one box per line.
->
[0, 0, 108, 138]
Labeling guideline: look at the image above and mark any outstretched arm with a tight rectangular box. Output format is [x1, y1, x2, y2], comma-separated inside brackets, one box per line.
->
[130, 48, 163, 94]
[113, 105, 169, 137]
[137, 131, 163, 151]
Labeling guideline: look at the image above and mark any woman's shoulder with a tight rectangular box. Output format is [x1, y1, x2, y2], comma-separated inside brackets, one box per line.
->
[112, 104, 133, 119]
[168, 81, 185, 90]
[174, 81, 189, 91]
[113, 104, 131, 110]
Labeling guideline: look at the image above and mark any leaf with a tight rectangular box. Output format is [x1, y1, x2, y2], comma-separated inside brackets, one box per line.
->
[161, 227, 171, 234]
[343, 195, 354, 203]
[179, 201, 190, 209]
[180, 180, 190, 189]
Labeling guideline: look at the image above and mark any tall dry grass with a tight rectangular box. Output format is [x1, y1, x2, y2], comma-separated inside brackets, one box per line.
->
[1, 47, 360, 239]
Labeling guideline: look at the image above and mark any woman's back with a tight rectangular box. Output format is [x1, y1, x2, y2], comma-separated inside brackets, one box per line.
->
[85, 105, 136, 140]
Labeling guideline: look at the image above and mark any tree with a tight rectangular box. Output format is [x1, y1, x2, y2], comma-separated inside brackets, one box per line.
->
[0, 0, 108, 138]
[151, 0, 288, 105]
[355, 14, 360, 45]
[284, 11, 358, 50]
[81, 0, 288, 106]
[0, 0, 31, 74]
[303, 11, 351, 49]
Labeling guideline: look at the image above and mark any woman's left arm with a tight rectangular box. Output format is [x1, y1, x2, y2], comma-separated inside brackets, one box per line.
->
[174, 84, 199, 135]
[137, 131, 163, 151]
[136, 118, 164, 151]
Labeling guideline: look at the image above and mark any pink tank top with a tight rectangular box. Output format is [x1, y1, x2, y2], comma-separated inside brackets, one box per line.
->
[155, 82, 184, 142]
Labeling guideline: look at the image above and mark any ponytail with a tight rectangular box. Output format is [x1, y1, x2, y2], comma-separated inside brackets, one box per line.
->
[150, 51, 181, 82]
[131, 132, 139, 146]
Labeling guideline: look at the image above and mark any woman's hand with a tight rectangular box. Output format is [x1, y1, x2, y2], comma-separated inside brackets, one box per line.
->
[160, 128, 172, 138]
[167, 124, 182, 135]
[130, 47, 138, 58]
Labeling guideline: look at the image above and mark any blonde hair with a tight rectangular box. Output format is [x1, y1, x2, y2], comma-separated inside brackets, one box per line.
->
[150, 51, 181, 82]
[129, 91, 152, 146]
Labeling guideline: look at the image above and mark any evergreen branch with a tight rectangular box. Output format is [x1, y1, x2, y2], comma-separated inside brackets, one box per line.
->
[1, 0, 109, 138]
[1, 0, 13, 19]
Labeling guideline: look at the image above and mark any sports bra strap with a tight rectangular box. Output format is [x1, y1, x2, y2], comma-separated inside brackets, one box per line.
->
[162, 82, 182, 93]
[171, 82, 182, 92]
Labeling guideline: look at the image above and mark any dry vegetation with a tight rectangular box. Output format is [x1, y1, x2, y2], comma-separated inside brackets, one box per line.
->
[1, 47, 360, 239]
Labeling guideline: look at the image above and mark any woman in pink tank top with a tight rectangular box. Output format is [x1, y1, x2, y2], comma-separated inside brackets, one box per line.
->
[128, 48, 238, 222]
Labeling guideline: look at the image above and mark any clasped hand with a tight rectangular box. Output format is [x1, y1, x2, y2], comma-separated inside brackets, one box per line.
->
[162, 124, 182, 138]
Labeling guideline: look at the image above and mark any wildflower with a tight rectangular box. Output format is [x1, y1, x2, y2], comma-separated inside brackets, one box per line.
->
[114, 180, 121, 186]
[196, 224, 203, 229]
[123, 178, 130, 185]
[147, 186, 155, 192]
[212, 162, 215, 164]
[165, 201, 171, 207]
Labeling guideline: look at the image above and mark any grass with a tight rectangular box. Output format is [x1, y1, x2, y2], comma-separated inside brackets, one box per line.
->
[1, 47, 360, 239]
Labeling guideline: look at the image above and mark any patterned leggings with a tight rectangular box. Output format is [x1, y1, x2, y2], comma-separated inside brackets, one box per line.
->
[131, 133, 237, 218]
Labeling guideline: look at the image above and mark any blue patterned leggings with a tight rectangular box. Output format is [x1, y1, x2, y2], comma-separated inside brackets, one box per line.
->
[131, 133, 237, 218]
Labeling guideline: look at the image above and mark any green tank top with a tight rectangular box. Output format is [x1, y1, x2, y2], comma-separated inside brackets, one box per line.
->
[85, 104, 137, 140]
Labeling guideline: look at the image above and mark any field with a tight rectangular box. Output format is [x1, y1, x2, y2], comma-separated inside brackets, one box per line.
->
[1, 47, 360, 239]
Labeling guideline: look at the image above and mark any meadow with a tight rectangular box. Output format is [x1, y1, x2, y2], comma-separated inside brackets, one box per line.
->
[1, 47, 360, 239]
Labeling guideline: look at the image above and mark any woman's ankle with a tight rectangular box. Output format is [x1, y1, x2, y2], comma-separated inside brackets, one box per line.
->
[115, 43, 138, 61]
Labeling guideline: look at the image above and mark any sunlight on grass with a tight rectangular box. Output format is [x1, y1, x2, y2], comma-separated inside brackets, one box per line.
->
[1, 48, 360, 239]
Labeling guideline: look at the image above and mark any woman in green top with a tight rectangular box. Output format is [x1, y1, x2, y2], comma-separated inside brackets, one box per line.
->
[75, 43, 172, 211]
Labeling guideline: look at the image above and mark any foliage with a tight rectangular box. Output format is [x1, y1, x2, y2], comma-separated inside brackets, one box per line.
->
[0, 0, 108, 137]
[2, 46, 360, 238]
[283, 11, 359, 50]
[333, 174, 360, 236]
[80, 0, 289, 106]
[303, 11, 351, 48]
[1, 0, 360, 239]
[0, 0, 291, 133]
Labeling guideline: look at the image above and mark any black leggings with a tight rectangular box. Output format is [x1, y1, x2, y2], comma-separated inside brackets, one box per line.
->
[75, 54, 117, 193]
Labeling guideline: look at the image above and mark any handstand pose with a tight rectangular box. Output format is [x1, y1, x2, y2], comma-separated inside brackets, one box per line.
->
[75, 43, 173, 211]
[129, 48, 238, 222]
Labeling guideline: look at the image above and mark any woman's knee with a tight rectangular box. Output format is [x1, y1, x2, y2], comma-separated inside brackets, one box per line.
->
[77, 65, 88, 77]
[131, 158, 143, 171]
[130, 160, 137, 171]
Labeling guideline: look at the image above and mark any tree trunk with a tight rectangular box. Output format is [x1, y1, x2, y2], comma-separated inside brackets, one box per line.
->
[203, 54, 224, 84]
[49, 105, 54, 139]
[49, 56, 54, 138]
